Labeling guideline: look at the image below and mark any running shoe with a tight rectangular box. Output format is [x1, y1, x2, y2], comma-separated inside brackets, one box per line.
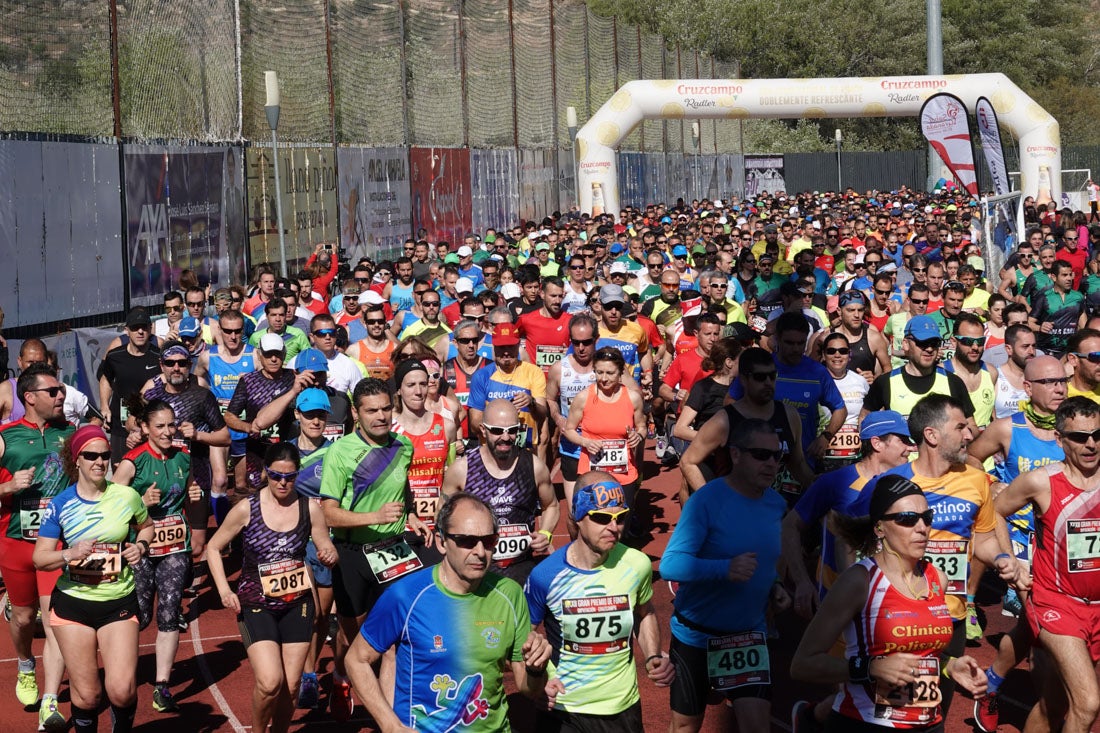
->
[298, 673, 319, 709]
[1002, 587, 1023, 618]
[654, 434, 668, 460]
[39, 696, 65, 733]
[791, 700, 824, 733]
[965, 603, 983, 642]
[16, 669, 38, 707]
[973, 692, 999, 733]
[330, 679, 354, 722]
[152, 684, 179, 713]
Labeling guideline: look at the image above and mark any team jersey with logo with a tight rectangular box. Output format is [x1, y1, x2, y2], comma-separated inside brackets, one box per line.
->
[291, 438, 332, 500]
[237, 493, 311, 610]
[360, 565, 531, 733]
[395, 413, 449, 529]
[319, 430, 413, 545]
[834, 558, 953, 728]
[38, 482, 148, 602]
[516, 310, 571, 373]
[525, 543, 652, 715]
[467, 362, 546, 446]
[0, 418, 75, 541]
[1032, 463, 1100, 602]
[120, 442, 192, 554]
[595, 321, 649, 381]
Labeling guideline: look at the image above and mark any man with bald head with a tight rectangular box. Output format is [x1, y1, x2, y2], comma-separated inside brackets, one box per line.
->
[0, 339, 48, 424]
[441, 398, 557, 584]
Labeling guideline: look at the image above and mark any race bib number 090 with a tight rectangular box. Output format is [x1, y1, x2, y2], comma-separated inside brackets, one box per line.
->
[494, 524, 531, 562]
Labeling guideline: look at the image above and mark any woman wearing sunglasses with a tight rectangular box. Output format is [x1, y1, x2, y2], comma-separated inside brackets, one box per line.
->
[207, 443, 337, 733]
[819, 332, 869, 469]
[111, 399, 201, 714]
[791, 475, 988, 731]
[32, 425, 154, 733]
[565, 347, 645, 534]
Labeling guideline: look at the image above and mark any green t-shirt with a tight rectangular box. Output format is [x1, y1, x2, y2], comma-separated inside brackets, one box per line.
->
[320, 430, 413, 544]
[40, 482, 149, 602]
[0, 419, 75, 541]
[248, 325, 310, 363]
[121, 443, 192, 555]
[883, 312, 912, 368]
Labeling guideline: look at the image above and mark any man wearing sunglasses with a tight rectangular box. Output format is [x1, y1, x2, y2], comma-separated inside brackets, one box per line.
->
[1067, 329, 1100, 404]
[0, 363, 73, 722]
[346, 302, 397, 382]
[442, 399, 555, 583]
[141, 341, 230, 561]
[862, 315, 977, 435]
[662, 418, 791, 733]
[247, 299, 309, 365]
[855, 394, 1017, 716]
[152, 291, 186, 342]
[943, 313, 997, 431]
[993, 396, 1100, 733]
[466, 323, 547, 448]
[295, 314, 362, 395]
[98, 307, 163, 462]
[347, 492, 551, 731]
[525, 474, 674, 731]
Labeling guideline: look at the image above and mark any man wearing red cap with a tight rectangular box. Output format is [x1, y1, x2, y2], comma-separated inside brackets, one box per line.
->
[467, 322, 547, 448]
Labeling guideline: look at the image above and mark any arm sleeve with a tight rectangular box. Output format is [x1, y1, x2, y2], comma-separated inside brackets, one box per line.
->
[663, 358, 684, 389]
[524, 564, 550, 626]
[972, 473, 998, 534]
[509, 588, 532, 662]
[683, 380, 708, 412]
[37, 496, 64, 540]
[659, 491, 733, 582]
[794, 474, 840, 526]
[819, 365, 846, 411]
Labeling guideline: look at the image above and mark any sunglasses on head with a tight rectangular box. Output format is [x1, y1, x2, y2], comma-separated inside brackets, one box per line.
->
[267, 468, 299, 483]
[79, 450, 112, 462]
[484, 424, 522, 436]
[1062, 429, 1100, 444]
[445, 532, 499, 550]
[586, 509, 630, 526]
[882, 509, 934, 527]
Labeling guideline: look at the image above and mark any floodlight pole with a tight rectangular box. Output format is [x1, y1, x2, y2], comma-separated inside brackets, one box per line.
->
[926, 0, 944, 190]
[265, 71, 289, 278]
[835, 129, 843, 193]
[567, 106, 578, 208]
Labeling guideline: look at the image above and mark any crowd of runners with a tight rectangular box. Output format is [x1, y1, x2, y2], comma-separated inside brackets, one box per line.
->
[3, 183, 1100, 732]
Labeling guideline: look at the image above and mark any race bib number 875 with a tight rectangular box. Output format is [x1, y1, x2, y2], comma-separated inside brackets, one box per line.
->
[560, 595, 632, 655]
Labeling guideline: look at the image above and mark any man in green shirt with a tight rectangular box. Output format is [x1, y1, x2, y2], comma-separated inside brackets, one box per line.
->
[320, 377, 430, 721]
[248, 298, 309, 364]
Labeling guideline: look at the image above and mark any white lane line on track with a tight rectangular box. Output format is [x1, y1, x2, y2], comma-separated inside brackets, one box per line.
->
[191, 615, 249, 732]
[0, 633, 241, 664]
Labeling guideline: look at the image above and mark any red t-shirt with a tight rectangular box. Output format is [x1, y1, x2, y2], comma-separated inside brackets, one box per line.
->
[1057, 247, 1088, 288]
[663, 348, 711, 395]
[442, 302, 463, 328]
[517, 309, 571, 371]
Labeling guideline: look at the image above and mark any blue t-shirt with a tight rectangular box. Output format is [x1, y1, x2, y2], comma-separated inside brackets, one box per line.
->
[728, 355, 846, 450]
[459, 264, 485, 289]
[793, 464, 871, 597]
[660, 478, 785, 647]
[359, 565, 530, 731]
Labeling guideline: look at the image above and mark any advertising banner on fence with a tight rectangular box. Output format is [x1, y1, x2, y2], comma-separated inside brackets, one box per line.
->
[337, 147, 412, 264]
[519, 149, 561, 223]
[247, 145, 339, 271]
[0, 140, 125, 327]
[920, 93, 978, 196]
[125, 145, 240, 306]
[470, 149, 520, 232]
[409, 148, 472, 245]
[744, 155, 786, 197]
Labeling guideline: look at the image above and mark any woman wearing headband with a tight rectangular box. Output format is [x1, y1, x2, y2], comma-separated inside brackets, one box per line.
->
[791, 475, 987, 731]
[32, 425, 154, 733]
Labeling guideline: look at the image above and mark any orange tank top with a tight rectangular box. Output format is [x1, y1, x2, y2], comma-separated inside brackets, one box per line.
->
[354, 339, 396, 381]
[396, 412, 449, 529]
[577, 384, 638, 484]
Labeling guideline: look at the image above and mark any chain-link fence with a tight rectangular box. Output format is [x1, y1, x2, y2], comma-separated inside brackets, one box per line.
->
[0, 0, 728, 154]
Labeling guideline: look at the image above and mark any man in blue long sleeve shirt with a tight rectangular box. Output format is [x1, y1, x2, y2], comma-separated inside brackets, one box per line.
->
[660, 417, 791, 733]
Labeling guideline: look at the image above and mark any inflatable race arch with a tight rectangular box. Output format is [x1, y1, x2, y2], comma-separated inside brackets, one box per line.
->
[575, 74, 1060, 215]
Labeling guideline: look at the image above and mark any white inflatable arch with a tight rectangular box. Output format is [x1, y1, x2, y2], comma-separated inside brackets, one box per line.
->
[575, 74, 1060, 215]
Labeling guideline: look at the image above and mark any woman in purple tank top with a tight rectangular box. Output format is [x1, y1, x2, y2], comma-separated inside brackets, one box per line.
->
[207, 444, 338, 733]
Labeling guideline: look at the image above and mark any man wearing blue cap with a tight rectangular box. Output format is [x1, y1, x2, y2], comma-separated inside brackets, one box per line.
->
[525, 471, 674, 731]
[783, 410, 916, 731]
[253, 347, 353, 444]
[861, 314, 976, 434]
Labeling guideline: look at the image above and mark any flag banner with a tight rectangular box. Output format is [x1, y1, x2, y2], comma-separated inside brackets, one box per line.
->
[975, 97, 1010, 196]
[920, 93, 978, 196]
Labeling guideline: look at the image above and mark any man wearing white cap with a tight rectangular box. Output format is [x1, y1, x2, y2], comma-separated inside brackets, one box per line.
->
[456, 245, 484, 289]
[440, 277, 476, 329]
[346, 289, 390, 343]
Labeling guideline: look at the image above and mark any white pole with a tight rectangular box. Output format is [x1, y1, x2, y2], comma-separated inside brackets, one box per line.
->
[264, 71, 288, 277]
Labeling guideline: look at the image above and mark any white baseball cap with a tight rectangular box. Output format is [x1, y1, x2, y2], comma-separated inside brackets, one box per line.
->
[457, 245, 473, 257]
[455, 277, 475, 294]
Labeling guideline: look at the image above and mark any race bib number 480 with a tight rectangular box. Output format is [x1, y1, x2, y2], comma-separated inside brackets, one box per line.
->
[707, 631, 770, 690]
[560, 595, 632, 655]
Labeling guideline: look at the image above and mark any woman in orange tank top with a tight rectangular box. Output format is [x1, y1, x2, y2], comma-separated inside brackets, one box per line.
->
[566, 346, 645, 489]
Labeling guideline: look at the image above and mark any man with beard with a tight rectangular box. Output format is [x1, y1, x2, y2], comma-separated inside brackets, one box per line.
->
[517, 277, 571, 375]
[525, 473, 674, 731]
[853, 394, 1018, 716]
[1029, 259, 1086, 358]
[1067, 329, 1100, 403]
[140, 341, 230, 560]
[467, 323, 547, 448]
[944, 313, 998, 429]
[441, 399, 556, 584]
[347, 302, 398, 382]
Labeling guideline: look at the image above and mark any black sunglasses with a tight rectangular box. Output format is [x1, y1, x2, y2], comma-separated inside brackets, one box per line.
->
[881, 510, 934, 527]
[444, 533, 498, 551]
[221, 327, 243, 335]
[824, 347, 850, 356]
[738, 447, 784, 462]
[162, 359, 190, 368]
[29, 386, 64, 398]
[1062, 429, 1100, 444]
[79, 450, 113, 462]
[456, 336, 480, 345]
[746, 370, 777, 382]
[365, 318, 387, 325]
[571, 338, 596, 346]
[1073, 352, 1100, 364]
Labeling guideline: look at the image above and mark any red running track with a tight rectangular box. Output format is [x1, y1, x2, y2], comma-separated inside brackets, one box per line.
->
[0, 448, 1040, 731]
